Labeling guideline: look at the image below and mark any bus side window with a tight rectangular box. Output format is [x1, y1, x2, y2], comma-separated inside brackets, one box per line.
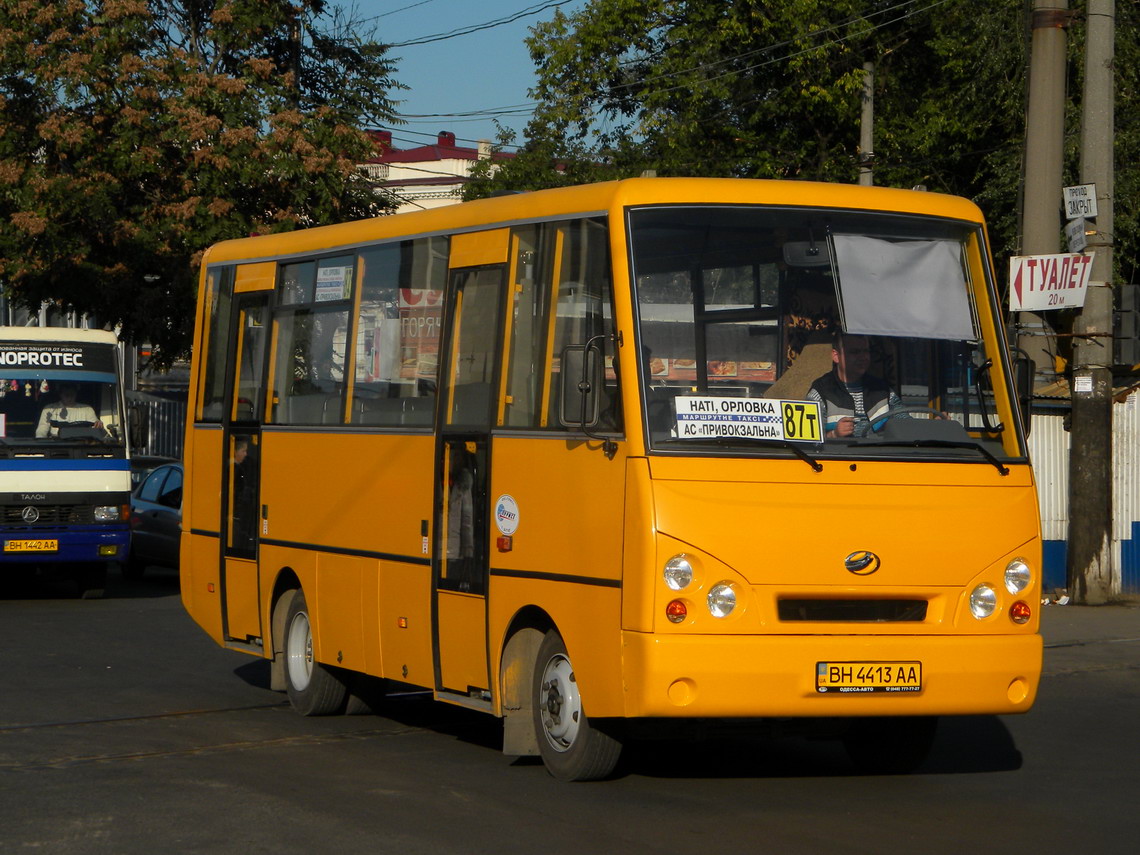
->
[198, 266, 235, 422]
[501, 225, 542, 428]
[350, 238, 444, 428]
[499, 218, 619, 432]
[271, 308, 349, 425]
[268, 256, 354, 426]
[543, 218, 619, 431]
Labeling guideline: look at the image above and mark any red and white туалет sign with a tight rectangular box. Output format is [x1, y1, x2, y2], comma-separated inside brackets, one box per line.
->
[1008, 252, 1095, 312]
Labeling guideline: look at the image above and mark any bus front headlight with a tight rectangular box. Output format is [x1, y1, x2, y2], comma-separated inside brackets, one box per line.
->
[707, 583, 737, 618]
[94, 505, 124, 523]
[663, 555, 693, 591]
[1004, 558, 1032, 595]
[969, 583, 997, 619]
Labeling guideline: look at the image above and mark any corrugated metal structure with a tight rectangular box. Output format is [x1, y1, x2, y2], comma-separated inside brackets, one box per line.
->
[1112, 393, 1140, 593]
[127, 393, 187, 460]
[1030, 392, 1140, 595]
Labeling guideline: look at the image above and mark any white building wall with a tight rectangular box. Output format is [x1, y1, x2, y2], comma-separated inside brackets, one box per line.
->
[385, 158, 471, 214]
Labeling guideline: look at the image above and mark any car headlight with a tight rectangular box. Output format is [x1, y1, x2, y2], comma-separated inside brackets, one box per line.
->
[1005, 558, 1031, 595]
[663, 554, 694, 591]
[707, 583, 737, 618]
[94, 505, 123, 523]
[969, 583, 997, 619]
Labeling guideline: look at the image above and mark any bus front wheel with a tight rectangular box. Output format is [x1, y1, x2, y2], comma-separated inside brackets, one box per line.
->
[532, 630, 621, 781]
[282, 589, 348, 716]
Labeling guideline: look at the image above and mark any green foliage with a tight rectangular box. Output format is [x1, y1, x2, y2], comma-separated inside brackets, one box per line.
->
[474, 0, 1137, 290]
[0, 0, 399, 363]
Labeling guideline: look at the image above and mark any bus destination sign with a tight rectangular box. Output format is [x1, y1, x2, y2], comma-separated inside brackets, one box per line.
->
[0, 342, 116, 374]
[674, 396, 822, 443]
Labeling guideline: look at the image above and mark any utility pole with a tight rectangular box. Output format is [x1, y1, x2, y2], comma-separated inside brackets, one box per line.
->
[1068, 0, 1116, 603]
[1019, 1, 1069, 382]
[289, 5, 303, 108]
[858, 62, 873, 186]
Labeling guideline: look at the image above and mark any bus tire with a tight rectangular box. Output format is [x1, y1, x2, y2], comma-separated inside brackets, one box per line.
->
[282, 589, 348, 716]
[842, 716, 938, 775]
[532, 629, 621, 781]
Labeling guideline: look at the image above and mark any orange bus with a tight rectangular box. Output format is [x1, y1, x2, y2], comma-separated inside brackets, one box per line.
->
[181, 178, 1042, 779]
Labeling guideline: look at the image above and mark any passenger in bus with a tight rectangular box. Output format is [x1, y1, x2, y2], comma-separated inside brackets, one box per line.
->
[807, 331, 906, 438]
[447, 446, 476, 591]
[231, 437, 257, 548]
[35, 383, 104, 438]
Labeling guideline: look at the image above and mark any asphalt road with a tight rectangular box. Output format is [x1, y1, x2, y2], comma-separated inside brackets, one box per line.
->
[1, 569, 1137, 854]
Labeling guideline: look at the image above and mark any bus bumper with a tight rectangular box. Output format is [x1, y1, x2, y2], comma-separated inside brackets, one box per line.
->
[620, 631, 1042, 718]
[1, 527, 130, 565]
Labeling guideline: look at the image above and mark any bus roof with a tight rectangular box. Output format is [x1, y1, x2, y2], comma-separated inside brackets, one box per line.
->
[0, 327, 119, 345]
[202, 177, 987, 267]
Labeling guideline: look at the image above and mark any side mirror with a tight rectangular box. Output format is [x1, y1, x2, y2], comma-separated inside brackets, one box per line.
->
[559, 343, 602, 428]
[1013, 351, 1034, 436]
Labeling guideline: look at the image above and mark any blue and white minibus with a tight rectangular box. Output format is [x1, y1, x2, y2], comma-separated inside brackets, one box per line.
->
[0, 328, 131, 595]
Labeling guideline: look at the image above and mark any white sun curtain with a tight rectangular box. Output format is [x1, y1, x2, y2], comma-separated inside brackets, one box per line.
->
[831, 235, 977, 341]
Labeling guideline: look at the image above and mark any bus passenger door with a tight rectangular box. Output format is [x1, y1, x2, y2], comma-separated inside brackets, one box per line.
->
[223, 293, 269, 644]
[433, 255, 506, 704]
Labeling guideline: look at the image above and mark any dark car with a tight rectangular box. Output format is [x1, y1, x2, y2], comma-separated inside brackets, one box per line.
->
[126, 461, 182, 579]
[130, 455, 178, 490]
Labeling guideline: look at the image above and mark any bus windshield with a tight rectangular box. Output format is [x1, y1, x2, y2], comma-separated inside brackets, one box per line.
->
[629, 204, 1022, 463]
[0, 345, 124, 448]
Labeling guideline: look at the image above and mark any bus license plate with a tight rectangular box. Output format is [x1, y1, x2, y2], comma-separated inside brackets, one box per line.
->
[816, 661, 922, 694]
[4, 539, 59, 553]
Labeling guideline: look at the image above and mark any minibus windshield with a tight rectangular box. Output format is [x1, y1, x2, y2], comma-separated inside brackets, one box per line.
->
[628, 204, 1023, 462]
[0, 339, 125, 449]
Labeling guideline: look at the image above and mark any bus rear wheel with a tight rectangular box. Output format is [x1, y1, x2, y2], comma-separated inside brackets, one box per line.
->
[282, 589, 348, 716]
[532, 630, 621, 781]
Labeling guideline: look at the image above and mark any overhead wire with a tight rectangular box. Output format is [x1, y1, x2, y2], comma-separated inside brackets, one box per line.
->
[373, 0, 966, 161]
[381, 0, 957, 142]
[361, 0, 440, 21]
[380, 1, 577, 48]
[598, 0, 958, 103]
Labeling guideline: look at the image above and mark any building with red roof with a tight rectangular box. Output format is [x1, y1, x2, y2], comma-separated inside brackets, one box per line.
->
[361, 131, 511, 214]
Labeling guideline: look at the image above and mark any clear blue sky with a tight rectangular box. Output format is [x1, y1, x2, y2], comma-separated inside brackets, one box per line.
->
[335, 1, 586, 149]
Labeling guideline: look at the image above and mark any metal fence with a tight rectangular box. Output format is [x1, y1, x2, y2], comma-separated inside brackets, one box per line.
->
[129, 394, 187, 460]
[1030, 391, 1140, 595]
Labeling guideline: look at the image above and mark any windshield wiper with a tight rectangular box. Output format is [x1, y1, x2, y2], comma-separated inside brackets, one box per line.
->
[870, 439, 1009, 475]
[772, 439, 824, 472]
[655, 437, 823, 472]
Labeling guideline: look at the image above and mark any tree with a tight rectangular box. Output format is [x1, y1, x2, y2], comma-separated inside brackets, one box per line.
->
[467, 0, 1137, 293]
[0, 0, 400, 363]
[469, 0, 931, 192]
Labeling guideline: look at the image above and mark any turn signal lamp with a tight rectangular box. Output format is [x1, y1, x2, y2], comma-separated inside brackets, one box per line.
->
[665, 599, 688, 623]
[1010, 601, 1032, 624]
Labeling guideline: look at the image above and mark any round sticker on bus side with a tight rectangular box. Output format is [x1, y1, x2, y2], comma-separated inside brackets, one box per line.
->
[495, 495, 519, 536]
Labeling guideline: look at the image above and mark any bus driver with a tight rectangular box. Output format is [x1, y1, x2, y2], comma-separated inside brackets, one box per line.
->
[36, 383, 103, 438]
[807, 331, 906, 438]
